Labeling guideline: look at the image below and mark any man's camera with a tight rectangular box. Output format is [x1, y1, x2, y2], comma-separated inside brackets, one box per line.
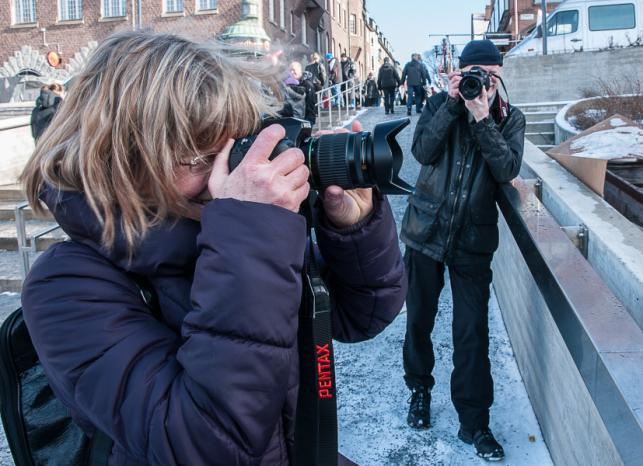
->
[229, 118, 414, 195]
[459, 67, 491, 101]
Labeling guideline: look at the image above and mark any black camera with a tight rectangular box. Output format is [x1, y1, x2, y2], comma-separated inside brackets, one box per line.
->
[459, 66, 492, 100]
[229, 118, 414, 195]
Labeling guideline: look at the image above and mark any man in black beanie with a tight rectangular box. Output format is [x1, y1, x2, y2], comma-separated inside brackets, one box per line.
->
[400, 39, 526, 462]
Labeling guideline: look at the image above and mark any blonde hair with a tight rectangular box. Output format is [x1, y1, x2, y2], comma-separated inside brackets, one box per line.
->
[21, 31, 280, 251]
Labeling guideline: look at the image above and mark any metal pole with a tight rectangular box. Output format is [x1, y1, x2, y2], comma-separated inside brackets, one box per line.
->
[541, 0, 548, 55]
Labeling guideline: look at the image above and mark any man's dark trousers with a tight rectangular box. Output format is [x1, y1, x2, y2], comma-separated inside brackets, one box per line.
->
[406, 85, 425, 113]
[382, 88, 396, 112]
[403, 247, 494, 430]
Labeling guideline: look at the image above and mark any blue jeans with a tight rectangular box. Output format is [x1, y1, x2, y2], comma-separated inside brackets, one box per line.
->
[407, 85, 424, 112]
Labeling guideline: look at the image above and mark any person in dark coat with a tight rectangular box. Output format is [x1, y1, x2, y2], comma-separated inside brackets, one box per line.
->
[377, 57, 401, 115]
[30, 83, 64, 141]
[401, 53, 430, 116]
[400, 40, 526, 462]
[363, 72, 379, 107]
[281, 62, 318, 125]
[19, 31, 406, 466]
[340, 52, 356, 107]
[304, 52, 327, 90]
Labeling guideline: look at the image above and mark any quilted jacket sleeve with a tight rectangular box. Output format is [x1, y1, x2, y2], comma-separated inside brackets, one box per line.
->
[315, 194, 406, 343]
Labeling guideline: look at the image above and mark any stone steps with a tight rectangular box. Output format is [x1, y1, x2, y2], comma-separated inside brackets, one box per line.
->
[0, 220, 67, 252]
[0, 250, 40, 292]
[526, 131, 556, 147]
[0, 184, 25, 202]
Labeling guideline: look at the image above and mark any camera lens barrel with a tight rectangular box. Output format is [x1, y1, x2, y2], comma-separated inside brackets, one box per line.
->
[307, 134, 355, 191]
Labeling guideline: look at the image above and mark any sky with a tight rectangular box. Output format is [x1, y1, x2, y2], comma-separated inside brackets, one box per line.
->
[366, 0, 491, 63]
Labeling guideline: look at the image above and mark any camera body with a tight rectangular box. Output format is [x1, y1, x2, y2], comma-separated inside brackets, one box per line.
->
[459, 66, 492, 101]
[229, 117, 414, 195]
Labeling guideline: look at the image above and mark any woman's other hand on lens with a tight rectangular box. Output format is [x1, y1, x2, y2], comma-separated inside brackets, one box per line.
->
[314, 121, 374, 229]
[208, 125, 310, 213]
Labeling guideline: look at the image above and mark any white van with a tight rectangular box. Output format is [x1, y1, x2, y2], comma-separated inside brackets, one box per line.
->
[507, 0, 643, 56]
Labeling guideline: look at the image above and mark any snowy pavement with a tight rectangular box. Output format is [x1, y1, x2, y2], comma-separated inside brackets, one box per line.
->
[334, 106, 552, 466]
[0, 106, 552, 466]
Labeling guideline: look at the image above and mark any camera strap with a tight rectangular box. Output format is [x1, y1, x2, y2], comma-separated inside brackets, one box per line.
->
[294, 205, 338, 466]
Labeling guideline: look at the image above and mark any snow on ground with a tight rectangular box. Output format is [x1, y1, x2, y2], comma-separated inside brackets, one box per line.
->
[0, 107, 553, 466]
[335, 107, 552, 466]
[569, 125, 643, 160]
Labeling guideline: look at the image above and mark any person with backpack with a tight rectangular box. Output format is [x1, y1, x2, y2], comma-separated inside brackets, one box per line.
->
[377, 57, 401, 115]
[17, 31, 405, 466]
[281, 62, 318, 125]
[401, 53, 430, 116]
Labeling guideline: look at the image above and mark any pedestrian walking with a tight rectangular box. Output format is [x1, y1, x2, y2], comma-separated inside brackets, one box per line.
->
[401, 53, 430, 116]
[363, 72, 379, 107]
[18, 30, 405, 466]
[340, 52, 356, 108]
[400, 40, 526, 462]
[377, 57, 401, 115]
[30, 83, 64, 141]
[326, 52, 341, 107]
[305, 52, 327, 91]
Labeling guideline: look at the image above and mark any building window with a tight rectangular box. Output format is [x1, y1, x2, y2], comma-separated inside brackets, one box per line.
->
[14, 0, 37, 23]
[336, 2, 340, 20]
[280, 0, 285, 28]
[349, 14, 356, 34]
[59, 0, 82, 21]
[343, 9, 347, 29]
[165, 0, 183, 13]
[302, 14, 307, 44]
[269, 0, 274, 21]
[197, 0, 216, 11]
[103, 0, 126, 17]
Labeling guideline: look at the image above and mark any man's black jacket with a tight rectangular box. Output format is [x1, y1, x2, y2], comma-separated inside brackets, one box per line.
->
[401, 60, 430, 87]
[401, 92, 526, 262]
[378, 64, 401, 89]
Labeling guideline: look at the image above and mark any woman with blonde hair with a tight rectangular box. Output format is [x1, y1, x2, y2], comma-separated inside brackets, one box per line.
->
[20, 31, 405, 465]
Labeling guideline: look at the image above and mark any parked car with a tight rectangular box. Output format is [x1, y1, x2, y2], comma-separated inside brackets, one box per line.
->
[508, 0, 643, 56]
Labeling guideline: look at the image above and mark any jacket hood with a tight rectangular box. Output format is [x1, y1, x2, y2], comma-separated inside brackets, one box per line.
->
[37, 90, 58, 109]
[40, 185, 201, 276]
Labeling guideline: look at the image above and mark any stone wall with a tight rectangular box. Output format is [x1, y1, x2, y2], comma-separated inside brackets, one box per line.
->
[502, 47, 643, 104]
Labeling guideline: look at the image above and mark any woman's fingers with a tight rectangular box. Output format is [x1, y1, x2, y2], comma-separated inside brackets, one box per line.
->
[271, 148, 306, 175]
[284, 164, 310, 190]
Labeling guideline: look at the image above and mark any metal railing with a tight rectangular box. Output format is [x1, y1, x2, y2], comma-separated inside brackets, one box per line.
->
[315, 77, 364, 130]
[15, 202, 62, 278]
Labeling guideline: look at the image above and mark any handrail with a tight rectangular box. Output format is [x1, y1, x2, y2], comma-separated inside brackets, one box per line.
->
[496, 179, 643, 465]
[315, 77, 364, 130]
[14, 202, 62, 278]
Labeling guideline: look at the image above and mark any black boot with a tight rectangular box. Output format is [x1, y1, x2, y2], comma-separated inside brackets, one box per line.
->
[407, 108, 412, 116]
[458, 426, 505, 462]
[407, 388, 430, 429]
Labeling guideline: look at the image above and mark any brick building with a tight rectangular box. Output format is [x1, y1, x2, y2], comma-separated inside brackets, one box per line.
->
[0, 0, 396, 101]
[484, 0, 563, 48]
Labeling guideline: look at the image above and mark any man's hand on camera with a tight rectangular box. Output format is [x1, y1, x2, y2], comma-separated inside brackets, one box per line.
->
[447, 72, 462, 100]
[464, 86, 490, 123]
[208, 125, 310, 213]
[314, 121, 374, 229]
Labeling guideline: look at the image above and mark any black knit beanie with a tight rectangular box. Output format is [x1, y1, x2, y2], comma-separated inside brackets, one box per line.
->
[459, 40, 503, 67]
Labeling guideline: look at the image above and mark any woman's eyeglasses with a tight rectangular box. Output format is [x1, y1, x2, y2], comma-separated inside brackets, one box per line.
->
[178, 153, 218, 175]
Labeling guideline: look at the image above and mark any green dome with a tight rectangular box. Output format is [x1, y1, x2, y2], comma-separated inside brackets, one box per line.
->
[220, 18, 270, 44]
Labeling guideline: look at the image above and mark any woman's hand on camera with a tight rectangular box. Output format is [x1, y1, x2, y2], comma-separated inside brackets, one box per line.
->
[208, 125, 310, 213]
[447, 72, 462, 100]
[314, 121, 374, 229]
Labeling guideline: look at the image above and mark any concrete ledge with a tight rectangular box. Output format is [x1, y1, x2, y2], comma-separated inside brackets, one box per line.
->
[493, 178, 643, 466]
[0, 116, 33, 185]
[520, 141, 643, 329]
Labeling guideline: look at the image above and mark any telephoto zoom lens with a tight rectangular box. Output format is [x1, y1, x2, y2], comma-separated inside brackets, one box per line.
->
[229, 117, 414, 195]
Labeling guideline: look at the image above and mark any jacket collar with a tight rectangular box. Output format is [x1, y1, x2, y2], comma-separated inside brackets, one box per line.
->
[40, 186, 200, 277]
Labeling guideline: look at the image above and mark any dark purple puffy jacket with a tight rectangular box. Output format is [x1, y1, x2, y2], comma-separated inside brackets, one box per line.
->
[21, 189, 405, 465]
